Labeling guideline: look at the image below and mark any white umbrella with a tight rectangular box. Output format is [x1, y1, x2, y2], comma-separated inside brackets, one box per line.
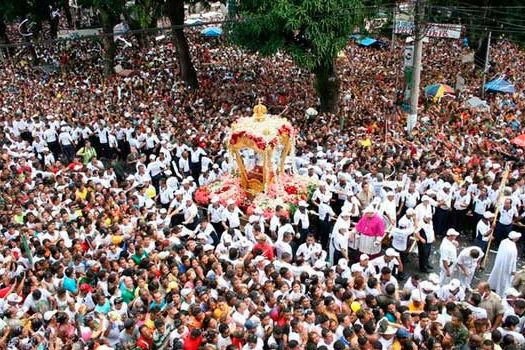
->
[306, 107, 318, 117]
[465, 97, 489, 111]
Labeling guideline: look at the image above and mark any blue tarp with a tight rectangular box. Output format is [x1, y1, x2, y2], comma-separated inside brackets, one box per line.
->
[357, 37, 377, 47]
[201, 27, 223, 37]
[484, 78, 515, 93]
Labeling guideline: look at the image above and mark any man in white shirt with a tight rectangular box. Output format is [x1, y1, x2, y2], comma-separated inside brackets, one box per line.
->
[293, 201, 310, 242]
[296, 234, 326, 265]
[494, 198, 518, 247]
[474, 211, 494, 252]
[222, 199, 243, 231]
[451, 187, 471, 234]
[456, 246, 484, 289]
[434, 183, 452, 236]
[207, 196, 225, 235]
[439, 228, 459, 284]
[471, 188, 492, 240]
[58, 127, 75, 163]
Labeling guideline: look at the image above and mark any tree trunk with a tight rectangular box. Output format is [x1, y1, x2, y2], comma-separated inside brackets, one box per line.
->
[166, 0, 199, 89]
[49, 15, 60, 39]
[314, 61, 339, 113]
[63, 1, 73, 28]
[100, 8, 117, 76]
[0, 18, 10, 59]
[122, 11, 146, 48]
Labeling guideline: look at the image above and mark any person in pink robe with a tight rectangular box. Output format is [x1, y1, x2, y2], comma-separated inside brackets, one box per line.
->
[356, 206, 385, 256]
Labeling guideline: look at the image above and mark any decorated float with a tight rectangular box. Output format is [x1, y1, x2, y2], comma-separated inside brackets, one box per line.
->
[194, 101, 318, 220]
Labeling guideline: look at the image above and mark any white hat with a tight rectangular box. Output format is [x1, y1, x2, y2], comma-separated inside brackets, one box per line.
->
[483, 212, 495, 219]
[360, 254, 369, 261]
[406, 208, 415, 215]
[341, 210, 351, 217]
[44, 310, 58, 321]
[212, 164, 220, 169]
[385, 248, 399, 257]
[386, 191, 395, 197]
[314, 260, 327, 270]
[253, 256, 265, 264]
[227, 199, 235, 205]
[351, 264, 364, 273]
[446, 228, 460, 236]
[6, 294, 22, 303]
[184, 196, 192, 202]
[465, 176, 473, 183]
[211, 196, 219, 203]
[204, 244, 214, 251]
[442, 182, 451, 189]
[420, 281, 436, 292]
[505, 288, 521, 297]
[428, 273, 440, 285]
[421, 195, 431, 202]
[196, 233, 207, 240]
[181, 288, 192, 297]
[158, 251, 170, 260]
[181, 179, 190, 185]
[448, 279, 460, 290]
[410, 289, 423, 302]
[126, 175, 135, 181]
[299, 201, 308, 207]
[149, 154, 156, 160]
[363, 206, 375, 214]
[509, 231, 522, 240]
[159, 208, 167, 214]
[338, 258, 348, 268]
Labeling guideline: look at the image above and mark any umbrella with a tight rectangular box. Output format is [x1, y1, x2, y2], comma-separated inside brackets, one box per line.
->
[465, 97, 489, 111]
[484, 77, 515, 93]
[424, 83, 455, 101]
[511, 134, 525, 148]
[357, 37, 377, 47]
[201, 27, 223, 37]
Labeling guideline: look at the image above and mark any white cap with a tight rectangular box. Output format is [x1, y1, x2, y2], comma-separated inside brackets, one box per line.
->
[449, 279, 460, 290]
[44, 310, 58, 321]
[386, 191, 395, 197]
[227, 199, 235, 205]
[159, 208, 167, 214]
[360, 254, 369, 261]
[211, 196, 219, 203]
[184, 196, 192, 202]
[420, 281, 436, 292]
[421, 195, 431, 202]
[351, 264, 364, 273]
[149, 154, 156, 160]
[313, 260, 327, 269]
[406, 208, 415, 215]
[338, 258, 348, 268]
[363, 206, 375, 214]
[505, 288, 521, 297]
[509, 231, 522, 240]
[410, 289, 423, 302]
[6, 294, 22, 303]
[385, 248, 399, 257]
[299, 200, 308, 207]
[428, 273, 440, 285]
[446, 228, 460, 236]
[483, 212, 495, 219]
[204, 244, 214, 251]
[181, 288, 193, 297]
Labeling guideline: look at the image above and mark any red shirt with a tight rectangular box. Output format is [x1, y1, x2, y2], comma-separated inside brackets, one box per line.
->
[252, 243, 274, 260]
[183, 335, 203, 350]
[136, 336, 153, 350]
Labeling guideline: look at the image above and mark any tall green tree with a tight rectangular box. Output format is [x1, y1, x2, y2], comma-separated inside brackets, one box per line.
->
[80, 0, 125, 75]
[165, 0, 199, 89]
[231, 0, 364, 113]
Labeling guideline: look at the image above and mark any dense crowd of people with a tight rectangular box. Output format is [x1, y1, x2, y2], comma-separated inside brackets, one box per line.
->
[0, 14, 525, 350]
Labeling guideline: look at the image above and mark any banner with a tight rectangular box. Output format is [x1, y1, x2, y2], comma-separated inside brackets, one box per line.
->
[403, 45, 414, 67]
[395, 22, 463, 39]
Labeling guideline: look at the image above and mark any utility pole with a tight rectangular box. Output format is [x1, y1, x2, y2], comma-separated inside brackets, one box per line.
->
[480, 31, 491, 99]
[391, 5, 396, 53]
[407, 0, 424, 135]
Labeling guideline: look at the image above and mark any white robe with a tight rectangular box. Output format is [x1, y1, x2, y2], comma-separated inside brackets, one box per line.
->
[488, 238, 518, 296]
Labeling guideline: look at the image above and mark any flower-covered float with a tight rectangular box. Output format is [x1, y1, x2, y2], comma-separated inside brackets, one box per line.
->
[194, 101, 318, 219]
